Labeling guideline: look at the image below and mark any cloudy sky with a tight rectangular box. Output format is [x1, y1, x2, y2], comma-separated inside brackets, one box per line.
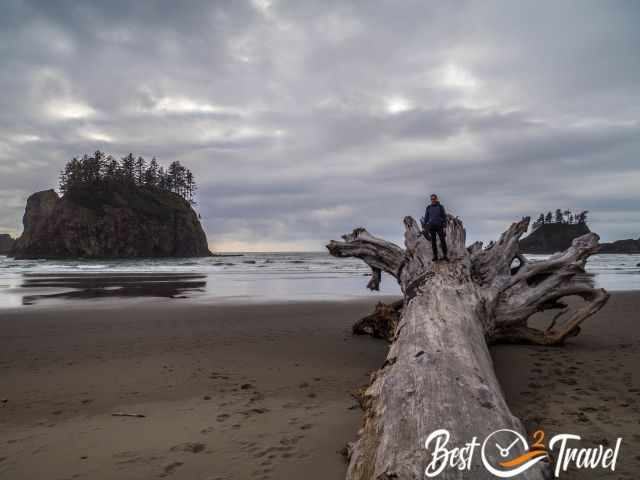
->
[1, 0, 639, 251]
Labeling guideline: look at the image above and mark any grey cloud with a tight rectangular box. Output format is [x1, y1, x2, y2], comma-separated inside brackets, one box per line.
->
[1, 0, 639, 247]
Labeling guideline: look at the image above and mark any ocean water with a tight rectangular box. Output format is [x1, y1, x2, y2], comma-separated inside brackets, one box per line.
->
[0, 252, 638, 308]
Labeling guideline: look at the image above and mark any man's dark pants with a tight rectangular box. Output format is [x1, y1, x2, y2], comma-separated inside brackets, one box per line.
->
[429, 225, 448, 259]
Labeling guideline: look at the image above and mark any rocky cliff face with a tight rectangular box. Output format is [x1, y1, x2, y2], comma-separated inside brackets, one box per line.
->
[11, 187, 211, 259]
[519, 222, 591, 254]
[599, 238, 640, 253]
[0, 233, 15, 254]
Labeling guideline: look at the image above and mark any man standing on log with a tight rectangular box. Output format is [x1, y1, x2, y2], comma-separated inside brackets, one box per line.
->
[423, 193, 449, 261]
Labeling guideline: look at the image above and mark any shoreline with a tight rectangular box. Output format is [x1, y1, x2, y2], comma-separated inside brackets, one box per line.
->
[1, 294, 639, 478]
[1, 252, 638, 309]
[2, 287, 639, 313]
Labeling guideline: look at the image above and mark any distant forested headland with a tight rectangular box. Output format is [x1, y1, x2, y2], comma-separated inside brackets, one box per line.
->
[59, 150, 197, 204]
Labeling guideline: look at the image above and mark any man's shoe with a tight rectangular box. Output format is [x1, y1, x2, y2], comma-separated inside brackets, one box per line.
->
[433, 257, 439, 262]
[442, 256, 450, 262]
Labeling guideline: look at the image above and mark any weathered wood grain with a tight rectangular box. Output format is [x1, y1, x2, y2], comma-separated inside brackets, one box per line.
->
[327, 214, 608, 480]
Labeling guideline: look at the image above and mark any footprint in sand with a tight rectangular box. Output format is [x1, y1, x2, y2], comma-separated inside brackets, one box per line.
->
[170, 442, 206, 454]
[248, 392, 264, 404]
[280, 435, 303, 446]
[239, 407, 269, 418]
[248, 445, 261, 454]
[254, 442, 297, 459]
[113, 451, 145, 466]
[159, 461, 183, 477]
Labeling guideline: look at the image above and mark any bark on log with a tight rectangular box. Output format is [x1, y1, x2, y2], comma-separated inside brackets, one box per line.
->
[327, 215, 608, 480]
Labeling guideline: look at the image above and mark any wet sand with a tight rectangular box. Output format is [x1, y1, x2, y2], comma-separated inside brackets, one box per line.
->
[1, 292, 639, 479]
[0, 299, 392, 480]
[493, 291, 640, 479]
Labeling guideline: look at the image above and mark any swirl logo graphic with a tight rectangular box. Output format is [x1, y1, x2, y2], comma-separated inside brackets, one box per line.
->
[481, 429, 548, 478]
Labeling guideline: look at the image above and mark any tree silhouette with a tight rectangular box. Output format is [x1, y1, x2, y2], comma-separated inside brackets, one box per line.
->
[135, 156, 147, 186]
[532, 213, 545, 230]
[533, 209, 589, 226]
[59, 151, 197, 204]
[185, 169, 196, 205]
[545, 211, 553, 223]
[121, 153, 136, 183]
[554, 208, 564, 223]
[576, 210, 589, 224]
[144, 157, 159, 187]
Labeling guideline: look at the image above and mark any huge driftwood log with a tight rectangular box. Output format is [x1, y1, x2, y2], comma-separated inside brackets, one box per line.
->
[327, 215, 608, 480]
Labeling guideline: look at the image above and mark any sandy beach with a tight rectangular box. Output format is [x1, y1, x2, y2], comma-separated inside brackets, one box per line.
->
[0, 299, 392, 480]
[1, 292, 639, 479]
[492, 291, 640, 479]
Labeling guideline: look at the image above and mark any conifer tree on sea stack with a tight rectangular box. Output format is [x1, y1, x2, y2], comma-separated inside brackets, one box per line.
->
[57, 152, 197, 205]
[144, 157, 159, 187]
[134, 156, 146, 186]
[555, 208, 564, 223]
[532, 213, 545, 230]
[576, 210, 589, 224]
[121, 153, 136, 183]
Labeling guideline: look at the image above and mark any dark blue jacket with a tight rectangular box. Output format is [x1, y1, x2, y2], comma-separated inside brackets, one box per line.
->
[424, 202, 446, 228]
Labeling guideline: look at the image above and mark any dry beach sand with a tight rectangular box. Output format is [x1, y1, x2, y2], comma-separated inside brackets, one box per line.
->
[493, 291, 640, 479]
[1, 292, 639, 479]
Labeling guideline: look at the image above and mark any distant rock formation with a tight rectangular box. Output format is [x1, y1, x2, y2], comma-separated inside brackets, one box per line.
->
[0, 233, 15, 254]
[599, 238, 640, 254]
[520, 222, 640, 254]
[11, 186, 211, 259]
[519, 222, 591, 254]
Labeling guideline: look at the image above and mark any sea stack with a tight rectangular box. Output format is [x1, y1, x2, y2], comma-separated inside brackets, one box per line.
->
[599, 238, 640, 254]
[11, 186, 211, 259]
[519, 222, 591, 254]
[0, 233, 15, 254]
